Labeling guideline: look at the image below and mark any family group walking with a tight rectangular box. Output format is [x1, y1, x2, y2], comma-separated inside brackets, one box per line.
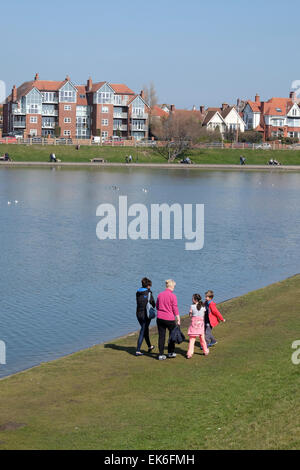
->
[136, 277, 225, 360]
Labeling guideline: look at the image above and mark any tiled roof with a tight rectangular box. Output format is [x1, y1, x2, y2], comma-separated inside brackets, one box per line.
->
[75, 85, 88, 105]
[151, 105, 169, 118]
[90, 81, 106, 92]
[247, 101, 261, 113]
[110, 84, 135, 95]
[263, 97, 293, 116]
[202, 110, 224, 126]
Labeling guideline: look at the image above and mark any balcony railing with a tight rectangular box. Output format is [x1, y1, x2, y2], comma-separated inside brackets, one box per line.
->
[131, 112, 148, 119]
[113, 125, 128, 131]
[131, 126, 147, 132]
[42, 109, 58, 116]
[12, 108, 26, 115]
[13, 121, 26, 128]
[42, 122, 56, 128]
[113, 112, 128, 119]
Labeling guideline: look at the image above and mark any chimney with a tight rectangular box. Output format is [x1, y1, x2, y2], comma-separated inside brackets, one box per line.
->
[140, 90, 145, 100]
[290, 91, 296, 103]
[192, 105, 196, 111]
[12, 85, 17, 102]
[65, 75, 70, 81]
[255, 93, 260, 103]
[221, 103, 229, 111]
[200, 105, 205, 114]
[87, 77, 93, 91]
[170, 104, 176, 112]
[34, 73, 39, 81]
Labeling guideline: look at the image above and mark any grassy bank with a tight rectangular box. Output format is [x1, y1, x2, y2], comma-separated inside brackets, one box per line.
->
[1, 144, 300, 165]
[0, 275, 299, 450]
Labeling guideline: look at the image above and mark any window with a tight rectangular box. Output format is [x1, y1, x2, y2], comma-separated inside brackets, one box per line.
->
[29, 104, 39, 114]
[102, 119, 108, 126]
[80, 94, 86, 99]
[30, 116, 37, 123]
[101, 131, 108, 138]
[29, 129, 37, 136]
[64, 130, 71, 136]
[59, 82, 76, 103]
[64, 105, 71, 111]
[41, 92, 57, 103]
[64, 117, 71, 123]
[102, 106, 108, 113]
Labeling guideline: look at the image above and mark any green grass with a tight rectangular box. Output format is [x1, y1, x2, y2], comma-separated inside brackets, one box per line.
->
[0, 275, 299, 449]
[1, 144, 300, 164]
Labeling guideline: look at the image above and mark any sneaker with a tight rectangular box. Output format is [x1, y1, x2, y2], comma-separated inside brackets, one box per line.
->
[209, 341, 218, 347]
[167, 353, 177, 358]
[158, 355, 167, 360]
[135, 351, 144, 356]
[148, 345, 155, 353]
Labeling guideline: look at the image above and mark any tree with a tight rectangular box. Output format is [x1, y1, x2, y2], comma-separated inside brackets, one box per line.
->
[142, 81, 158, 108]
[54, 126, 61, 137]
[238, 130, 263, 143]
[152, 112, 202, 162]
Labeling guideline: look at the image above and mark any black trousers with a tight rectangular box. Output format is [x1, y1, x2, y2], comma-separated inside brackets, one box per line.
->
[157, 318, 176, 355]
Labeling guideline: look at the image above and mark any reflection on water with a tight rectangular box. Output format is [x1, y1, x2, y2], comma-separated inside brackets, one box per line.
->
[0, 167, 300, 377]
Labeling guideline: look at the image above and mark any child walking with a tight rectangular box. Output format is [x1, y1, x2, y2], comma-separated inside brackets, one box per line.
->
[186, 294, 209, 359]
[204, 290, 225, 347]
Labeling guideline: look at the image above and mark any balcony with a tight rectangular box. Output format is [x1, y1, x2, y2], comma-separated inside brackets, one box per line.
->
[42, 122, 56, 129]
[131, 112, 148, 120]
[13, 120, 26, 128]
[113, 125, 128, 131]
[12, 108, 26, 115]
[113, 112, 128, 119]
[42, 109, 58, 116]
[131, 126, 147, 132]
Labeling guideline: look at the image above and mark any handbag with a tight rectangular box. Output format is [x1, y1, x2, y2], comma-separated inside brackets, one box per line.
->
[146, 291, 156, 320]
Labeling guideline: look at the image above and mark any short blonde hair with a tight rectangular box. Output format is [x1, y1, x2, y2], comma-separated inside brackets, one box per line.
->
[165, 279, 176, 289]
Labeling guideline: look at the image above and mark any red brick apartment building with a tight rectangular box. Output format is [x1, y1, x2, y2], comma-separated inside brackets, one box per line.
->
[3, 74, 150, 141]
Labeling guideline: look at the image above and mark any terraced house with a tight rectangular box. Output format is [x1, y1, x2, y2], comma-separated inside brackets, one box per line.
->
[243, 92, 300, 140]
[3, 74, 150, 141]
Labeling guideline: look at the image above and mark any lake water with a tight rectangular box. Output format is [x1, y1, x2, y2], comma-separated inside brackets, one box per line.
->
[0, 166, 300, 378]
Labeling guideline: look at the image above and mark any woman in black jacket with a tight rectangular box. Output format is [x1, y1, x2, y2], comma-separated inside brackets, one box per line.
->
[136, 277, 155, 356]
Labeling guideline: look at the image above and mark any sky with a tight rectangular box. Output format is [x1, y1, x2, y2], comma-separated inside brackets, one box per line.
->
[1, 0, 300, 108]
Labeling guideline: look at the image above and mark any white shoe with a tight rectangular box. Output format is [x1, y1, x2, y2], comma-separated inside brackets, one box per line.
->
[167, 353, 177, 358]
[158, 355, 167, 360]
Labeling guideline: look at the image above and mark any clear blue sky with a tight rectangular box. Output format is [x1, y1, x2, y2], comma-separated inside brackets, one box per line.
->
[1, 0, 300, 108]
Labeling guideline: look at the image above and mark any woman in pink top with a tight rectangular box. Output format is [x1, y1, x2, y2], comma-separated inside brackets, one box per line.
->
[156, 279, 180, 360]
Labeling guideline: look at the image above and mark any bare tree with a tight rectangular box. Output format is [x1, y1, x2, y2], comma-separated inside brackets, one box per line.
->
[152, 112, 202, 162]
[142, 81, 158, 108]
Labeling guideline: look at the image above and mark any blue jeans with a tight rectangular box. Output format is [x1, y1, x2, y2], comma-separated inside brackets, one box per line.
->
[136, 315, 152, 351]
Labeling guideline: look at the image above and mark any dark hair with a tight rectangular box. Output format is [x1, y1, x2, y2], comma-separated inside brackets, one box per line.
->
[193, 293, 203, 311]
[205, 290, 214, 299]
[141, 277, 152, 288]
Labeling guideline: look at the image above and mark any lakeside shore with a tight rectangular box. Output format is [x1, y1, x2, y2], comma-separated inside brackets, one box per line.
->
[2, 161, 300, 171]
[0, 274, 299, 449]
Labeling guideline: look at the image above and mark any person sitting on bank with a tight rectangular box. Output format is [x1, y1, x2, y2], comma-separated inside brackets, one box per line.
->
[240, 155, 246, 165]
[4, 153, 12, 161]
[49, 153, 57, 162]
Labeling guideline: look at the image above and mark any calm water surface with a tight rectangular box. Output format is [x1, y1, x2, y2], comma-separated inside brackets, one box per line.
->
[0, 167, 300, 377]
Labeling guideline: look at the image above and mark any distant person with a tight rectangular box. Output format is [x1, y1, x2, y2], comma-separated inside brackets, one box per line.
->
[135, 277, 155, 356]
[125, 155, 129, 163]
[268, 159, 274, 165]
[240, 155, 246, 165]
[186, 294, 209, 359]
[204, 290, 225, 347]
[128, 154, 132, 163]
[49, 153, 57, 162]
[156, 279, 180, 360]
[76, 144, 80, 150]
[4, 153, 11, 161]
